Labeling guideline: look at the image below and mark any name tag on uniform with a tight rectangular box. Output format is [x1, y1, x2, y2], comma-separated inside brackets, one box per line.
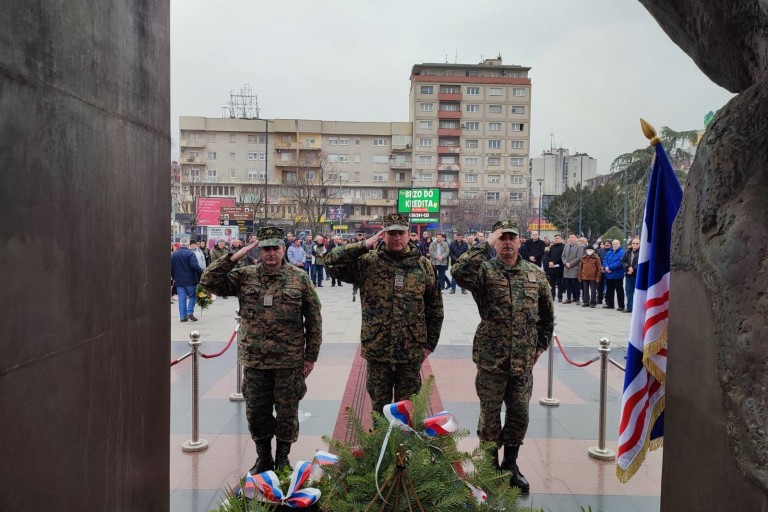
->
[394, 275, 404, 288]
[263, 294, 274, 307]
[527, 271, 538, 283]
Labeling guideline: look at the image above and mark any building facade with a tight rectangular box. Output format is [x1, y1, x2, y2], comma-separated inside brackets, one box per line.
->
[530, 148, 597, 215]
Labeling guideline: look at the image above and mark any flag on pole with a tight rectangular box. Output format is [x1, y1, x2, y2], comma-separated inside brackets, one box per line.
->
[616, 136, 682, 482]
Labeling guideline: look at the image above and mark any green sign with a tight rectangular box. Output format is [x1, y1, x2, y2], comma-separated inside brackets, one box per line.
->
[398, 188, 441, 224]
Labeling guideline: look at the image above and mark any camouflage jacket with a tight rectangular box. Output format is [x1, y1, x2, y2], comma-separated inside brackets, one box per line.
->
[200, 258, 322, 369]
[452, 242, 554, 375]
[325, 241, 444, 363]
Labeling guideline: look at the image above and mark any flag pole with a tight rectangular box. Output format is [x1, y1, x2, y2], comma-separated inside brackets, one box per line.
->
[640, 118, 661, 146]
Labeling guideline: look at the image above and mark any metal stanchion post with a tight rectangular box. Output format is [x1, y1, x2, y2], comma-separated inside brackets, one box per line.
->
[229, 311, 245, 402]
[540, 319, 560, 406]
[588, 337, 616, 461]
[182, 331, 209, 452]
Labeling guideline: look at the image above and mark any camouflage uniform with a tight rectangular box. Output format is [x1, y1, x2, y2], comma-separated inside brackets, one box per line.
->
[200, 253, 322, 443]
[452, 237, 554, 448]
[325, 216, 444, 415]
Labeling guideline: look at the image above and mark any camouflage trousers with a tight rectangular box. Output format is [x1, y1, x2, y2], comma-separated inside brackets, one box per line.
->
[475, 367, 533, 448]
[366, 360, 422, 416]
[243, 366, 307, 443]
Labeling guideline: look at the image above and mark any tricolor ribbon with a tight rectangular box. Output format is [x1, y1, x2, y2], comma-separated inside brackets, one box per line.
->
[236, 460, 321, 508]
[422, 411, 459, 437]
[309, 450, 339, 482]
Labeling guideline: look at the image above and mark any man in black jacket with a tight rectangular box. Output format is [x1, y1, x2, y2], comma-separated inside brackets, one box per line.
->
[448, 233, 470, 294]
[523, 231, 546, 268]
[542, 234, 565, 302]
[622, 238, 640, 313]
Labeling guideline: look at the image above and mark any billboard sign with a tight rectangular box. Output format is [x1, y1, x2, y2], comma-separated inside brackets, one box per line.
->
[397, 188, 441, 224]
[196, 197, 236, 226]
[206, 226, 240, 247]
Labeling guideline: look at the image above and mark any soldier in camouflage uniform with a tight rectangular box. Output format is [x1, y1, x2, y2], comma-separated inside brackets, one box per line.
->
[200, 226, 322, 474]
[325, 213, 444, 416]
[452, 220, 554, 494]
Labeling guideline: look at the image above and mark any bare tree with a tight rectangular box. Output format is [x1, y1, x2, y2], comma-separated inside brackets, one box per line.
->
[545, 193, 579, 235]
[281, 152, 343, 234]
[608, 180, 646, 238]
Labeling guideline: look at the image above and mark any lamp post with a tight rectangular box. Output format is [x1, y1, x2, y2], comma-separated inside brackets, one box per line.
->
[623, 166, 628, 247]
[260, 118, 274, 227]
[537, 178, 544, 238]
[578, 158, 583, 236]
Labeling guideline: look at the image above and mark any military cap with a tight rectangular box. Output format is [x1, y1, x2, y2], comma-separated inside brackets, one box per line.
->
[382, 213, 409, 231]
[257, 226, 285, 247]
[492, 219, 519, 235]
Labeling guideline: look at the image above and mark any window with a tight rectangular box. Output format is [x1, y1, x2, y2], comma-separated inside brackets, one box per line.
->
[465, 139, 479, 148]
[512, 88, 526, 96]
[438, 173, 456, 182]
[247, 152, 259, 160]
[488, 157, 501, 166]
[510, 157, 524, 166]
[488, 139, 501, 149]
[207, 169, 217, 178]
[373, 155, 389, 163]
[207, 151, 217, 160]
[466, 86, 480, 95]
[511, 175, 524, 183]
[439, 138, 459, 147]
[420, 103, 434, 112]
[304, 171, 315, 180]
[439, 156, 456, 164]
[464, 157, 479, 166]
[328, 138, 338, 145]
[465, 104, 480, 112]
[393, 155, 407, 164]
[439, 85, 460, 94]
[420, 85, 434, 94]
[354, 171, 360, 182]
[420, 173, 433, 182]
[510, 140, 525, 149]
[395, 172, 406, 182]
[229, 169, 237, 179]
[419, 120, 433, 130]
[511, 106, 525, 114]
[511, 123, 525, 132]
[488, 105, 502, 114]
[419, 155, 433, 165]
[373, 138, 389, 146]
[338, 154, 350, 163]
[486, 192, 500, 201]
[373, 174, 388, 182]
[339, 138, 349, 145]
[355, 138, 360, 145]
[281, 152, 292, 162]
[464, 191, 477, 199]
[354, 154, 361, 163]
[489, 122, 502, 131]
[488, 174, 501, 183]
[327, 154, 339, 162]
[439, 103, 460, 111]
[509, 192, 523, 200]
[248, 134, 266, 144]
[464, 174, 478, 183]
[439, 120, 459, 129]
[464, 121, 479, 130]
[489, 87, 503, 96]
[281, 136, 291, 143]
[418, 138, 433, 147]
[229, 152, 236, 160]
[465, 70, 478, 77]
[191, 169, 200, 178]
[230, 134, 237, 143]
[207, 134, 216, 142]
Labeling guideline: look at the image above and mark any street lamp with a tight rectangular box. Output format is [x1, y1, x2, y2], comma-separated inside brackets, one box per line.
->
[537, 178, 544, 238]
[578, 158, 583, 236]
[259, 118, 274, 228]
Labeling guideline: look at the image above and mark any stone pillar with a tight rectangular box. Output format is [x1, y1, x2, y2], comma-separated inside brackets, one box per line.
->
[0, 1, 170, 510]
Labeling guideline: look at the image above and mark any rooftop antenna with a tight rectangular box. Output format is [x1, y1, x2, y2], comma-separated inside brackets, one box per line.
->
[222, 84, 260, 119]
[550, 132, 554, 151]
[445, 53, 448, 63]
[455, 47, 458, 64]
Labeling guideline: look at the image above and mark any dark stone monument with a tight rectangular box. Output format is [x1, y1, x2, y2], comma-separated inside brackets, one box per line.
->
[0, 1, 170, 510]
[638, 0, 768, 509]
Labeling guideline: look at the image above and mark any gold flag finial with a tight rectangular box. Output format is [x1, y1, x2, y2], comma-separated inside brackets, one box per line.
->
[640, 118, 661, 146]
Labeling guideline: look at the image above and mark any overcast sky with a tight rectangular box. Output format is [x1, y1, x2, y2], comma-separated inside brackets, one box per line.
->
[170, 0, 733, 173]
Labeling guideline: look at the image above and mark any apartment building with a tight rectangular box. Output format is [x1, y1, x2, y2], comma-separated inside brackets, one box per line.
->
[409, 57, 533, 223]
[177, 117, 412, 233]
[530, 148, 597, 212]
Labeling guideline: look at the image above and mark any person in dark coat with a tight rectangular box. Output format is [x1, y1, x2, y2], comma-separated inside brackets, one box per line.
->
[523, 231, 546, 268]
[171, 237, 204, 322]
[542, 234, 565, 302]
[448, 233, 470, 294]
[622, 238, 640, 313]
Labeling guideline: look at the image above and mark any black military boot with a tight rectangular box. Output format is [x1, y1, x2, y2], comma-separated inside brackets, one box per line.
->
[275, 440, 293, 472]
[249, 438, 274, 475]
[501, 445, 530, 494]
[486, 445, 501, 470]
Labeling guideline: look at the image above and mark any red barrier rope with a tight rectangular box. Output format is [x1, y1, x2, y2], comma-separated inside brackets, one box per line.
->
[553, 335, 600, 368]
[200, 330, 237, 359]
[170, 352, 191, 367]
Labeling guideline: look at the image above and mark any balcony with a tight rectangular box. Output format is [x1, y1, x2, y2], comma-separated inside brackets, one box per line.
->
[366, 199, 396, 207]
[391, 144, 412, 152]
[437, 164, 460, 172]
[180, 139, 205, 148]
[182, 157, 206, 165]
[437, 146, 461, 155]
[437, 128, 462, 137]
[274, 141, 322, 150]
[274, 158, 321, 167]
[437, 181, 461, 189]
[438, 93, 462, 101]
[390, 161, 412, 170]
[440, 198, 460, 206]
[437, 110, 462, 120]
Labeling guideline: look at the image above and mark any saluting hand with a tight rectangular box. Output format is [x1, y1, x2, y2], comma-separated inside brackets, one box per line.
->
[486, 228, 503, 249]
[230, 241, 258, 263]
[365, 231, 384, 250]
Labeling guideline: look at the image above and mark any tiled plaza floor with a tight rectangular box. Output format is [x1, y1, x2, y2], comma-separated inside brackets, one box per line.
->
[170, 280, 659, 512]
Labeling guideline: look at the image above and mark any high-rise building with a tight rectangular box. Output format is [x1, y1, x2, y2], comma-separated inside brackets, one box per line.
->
[530, 148, 597, 212]
[409, 57, 533, 226]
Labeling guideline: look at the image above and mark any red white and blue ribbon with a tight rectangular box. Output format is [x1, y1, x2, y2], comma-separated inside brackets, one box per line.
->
[310, 450, 339, 482]
[465, 481, 488, 504]
[422, 411, 459, 437]
[382, 400, 414, 429]
[235, 460, 321, 508]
